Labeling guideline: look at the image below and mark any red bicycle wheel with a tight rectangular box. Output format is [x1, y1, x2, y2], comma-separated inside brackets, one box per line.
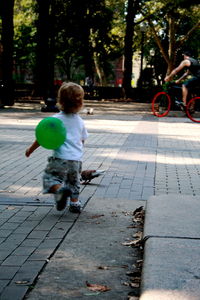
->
[151, 92, 171, 117]
[186, 97, 200, 123]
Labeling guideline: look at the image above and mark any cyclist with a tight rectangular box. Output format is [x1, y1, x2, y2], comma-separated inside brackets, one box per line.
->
[164, 50, 200, 109]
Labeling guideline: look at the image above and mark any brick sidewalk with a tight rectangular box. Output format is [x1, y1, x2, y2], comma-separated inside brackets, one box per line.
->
[0, 101, 200, 299]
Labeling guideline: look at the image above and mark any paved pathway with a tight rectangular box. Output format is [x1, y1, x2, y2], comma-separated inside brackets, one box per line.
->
[0, 101, 199, 299]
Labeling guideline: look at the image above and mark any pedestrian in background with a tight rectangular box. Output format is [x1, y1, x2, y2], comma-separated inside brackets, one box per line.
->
[165, 50, 200, 109]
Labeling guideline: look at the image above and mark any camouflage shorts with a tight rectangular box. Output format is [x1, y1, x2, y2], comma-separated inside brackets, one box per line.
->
[43, 157, 82, 199]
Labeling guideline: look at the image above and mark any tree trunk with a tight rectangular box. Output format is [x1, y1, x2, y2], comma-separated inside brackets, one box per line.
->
[123, 0, 140, 98]
[34, 0, 51, 98]
[48, 1, 56, 98]
[1, 0, 15, 106]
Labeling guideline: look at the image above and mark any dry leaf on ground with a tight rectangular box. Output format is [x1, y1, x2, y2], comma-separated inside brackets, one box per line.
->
[133, 206, 144, 215]
[86, 281, 111, 292]
[122, 239, 141, 246]
[133, 231, 143, 239]
[97, 265, 110, 270]
[130, 282, 140, 288]
[15, 281, 30, 285]
[90, 214, 104, 219]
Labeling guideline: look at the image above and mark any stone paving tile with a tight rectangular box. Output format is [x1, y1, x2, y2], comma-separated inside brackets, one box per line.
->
[0, 285, 29, 300]
[0, 203, 80, 298]
[0, 280, 10, 294]
[0, 266, 19, 280]
[2, 255, 29, 266]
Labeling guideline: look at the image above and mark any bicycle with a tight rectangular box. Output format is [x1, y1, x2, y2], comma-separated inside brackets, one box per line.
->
[151, 83, 200, 123]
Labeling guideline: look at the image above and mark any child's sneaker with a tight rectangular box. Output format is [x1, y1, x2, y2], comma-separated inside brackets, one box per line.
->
[54, 187, 71, 211]
[69, 201, 82, 213]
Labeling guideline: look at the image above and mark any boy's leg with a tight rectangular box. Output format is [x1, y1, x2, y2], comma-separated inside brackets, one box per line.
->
[43, 157, 71, 211]
[49, 184, 61, 193]
[65, 161, 82, 213]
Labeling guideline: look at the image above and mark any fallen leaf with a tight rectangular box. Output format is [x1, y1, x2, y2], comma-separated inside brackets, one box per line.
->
[90, 214, 104, 219]
[130, 277, 141, 283]
[122, 211, 131, 216]
[135, 260, 143, 268]
[130, 282, 140, 288]
[15, 280, 30, 285]
[127, 225, 137, 228]
[133, 206, 144, 215]
[122, 239, 141, 246]
[7, 206, 16, 210]
[122, 281, 130, 286]
[97, 266, 110, 270]
[133, 231, 143, 239]
[126, 271, 141, 277]
[132, 206, 145, 223]
[120, 265, 129, 269]
[86, 281, 111, 292]
[133, 212, 144, 223]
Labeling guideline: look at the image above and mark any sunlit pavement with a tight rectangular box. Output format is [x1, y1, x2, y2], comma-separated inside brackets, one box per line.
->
[0, 101, 200, 299]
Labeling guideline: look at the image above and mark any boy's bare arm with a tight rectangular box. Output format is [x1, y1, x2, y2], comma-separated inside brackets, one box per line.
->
[25, 140, 40, 157]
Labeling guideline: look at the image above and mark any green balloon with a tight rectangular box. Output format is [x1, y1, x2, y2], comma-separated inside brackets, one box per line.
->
[35, 117, 66, 149]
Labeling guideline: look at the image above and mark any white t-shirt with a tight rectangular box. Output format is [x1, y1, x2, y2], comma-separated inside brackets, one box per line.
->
[52, 111, 88, 161]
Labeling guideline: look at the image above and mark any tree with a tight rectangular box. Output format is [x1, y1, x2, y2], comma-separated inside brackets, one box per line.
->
[5, 0, 199, 100]
[141, 0, 200, 76]
[0, 0, 15, 105]
[34, 0, 51, 98]
[13, 0, 36, 83]
[123, 0, 140, 97]
[54, 0, 122, 85]
[12, 0, 124, 92]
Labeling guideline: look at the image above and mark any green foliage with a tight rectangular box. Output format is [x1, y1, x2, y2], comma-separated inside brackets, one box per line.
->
[13, 0, 37, 82]
[52, 0, 124, 84]
[9, 0, 200, 86]
[136, 0, 200, 84]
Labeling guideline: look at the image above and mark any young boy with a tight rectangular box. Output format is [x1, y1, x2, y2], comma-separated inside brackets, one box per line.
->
[25, 82, 88, 213]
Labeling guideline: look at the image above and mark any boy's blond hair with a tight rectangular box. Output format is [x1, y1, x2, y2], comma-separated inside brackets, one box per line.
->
[57, 82, 84, 113]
